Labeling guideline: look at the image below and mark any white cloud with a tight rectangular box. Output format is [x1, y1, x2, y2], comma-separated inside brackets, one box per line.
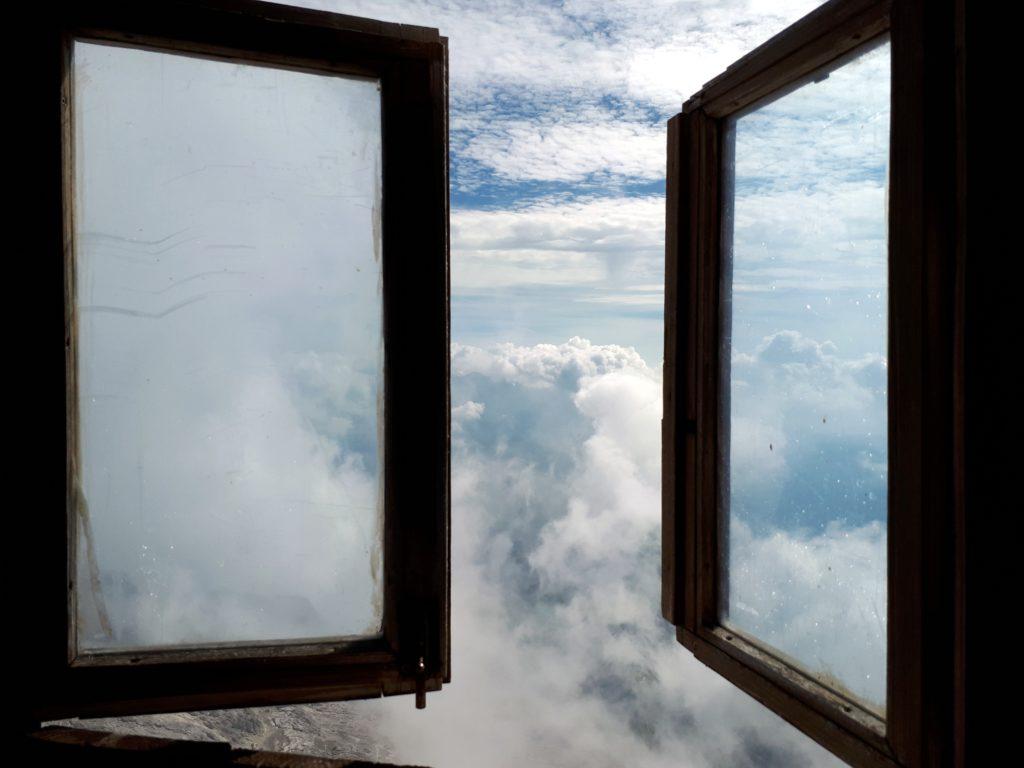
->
[452, 399, 486, 435]
[452, 336, 651, 386]
[732, 330, 887, 442]
[76, 354, 384, 648]
[430, 1, 820, 106]
[728, 518, 886, 708]
[452, 399, 486, 423]
[459, 116, 665, 183]
[71, 339, 861, 767]
[528, 369, 662, 589]
[375, 340, 850, 767]
[726, 330, 887, 706]
[575, 289, 664, 306]
[453, 196, 665, 290]
[285, 0, 826, 194]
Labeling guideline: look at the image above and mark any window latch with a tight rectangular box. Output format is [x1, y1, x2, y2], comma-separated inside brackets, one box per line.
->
[415, 655, 427, 709]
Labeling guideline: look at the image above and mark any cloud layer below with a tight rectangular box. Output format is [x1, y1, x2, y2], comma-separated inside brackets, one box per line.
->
[72, 339, 861, 768]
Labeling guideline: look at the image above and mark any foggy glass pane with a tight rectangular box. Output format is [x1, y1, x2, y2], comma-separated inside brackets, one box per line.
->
[72, 41, 384, 651]
[720, 40, 889, 711]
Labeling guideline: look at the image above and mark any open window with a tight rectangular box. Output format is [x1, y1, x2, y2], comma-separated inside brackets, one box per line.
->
[662, 0, 965, 766]
[28, 0, 449, 722]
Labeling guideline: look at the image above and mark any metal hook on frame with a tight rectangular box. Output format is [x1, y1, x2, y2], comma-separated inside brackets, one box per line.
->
[415, 655, 426, 709]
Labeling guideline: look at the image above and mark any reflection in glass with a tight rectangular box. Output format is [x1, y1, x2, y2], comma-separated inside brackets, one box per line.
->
[720, 40, 890, 711]
[73, 41, 384, 650]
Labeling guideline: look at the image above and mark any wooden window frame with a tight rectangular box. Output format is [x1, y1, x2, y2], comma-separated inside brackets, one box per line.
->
[662, 1, 965, 766]
[29, 0, 449, 722]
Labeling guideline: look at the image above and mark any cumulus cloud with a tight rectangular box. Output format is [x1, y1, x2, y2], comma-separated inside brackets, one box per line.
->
[451, 399, 485, 425]
[72, 339, 867, 767]
[727, 329, 887, 541]
[728, 518, 886, 709]
[453, 196, 664, 290]
[726, 329, 887, 707]
[453, 336, 650, 385]
[76, 364, 383, 648]
[372, 339, 849, 767]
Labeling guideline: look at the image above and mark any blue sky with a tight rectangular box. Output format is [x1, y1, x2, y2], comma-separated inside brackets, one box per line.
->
[71, 2, 894, 766]
[287, 0, 844, 365]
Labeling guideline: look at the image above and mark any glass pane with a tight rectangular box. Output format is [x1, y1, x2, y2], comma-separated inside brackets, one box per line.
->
[720, 39, 889, 712]
[72, 41, 384, 651]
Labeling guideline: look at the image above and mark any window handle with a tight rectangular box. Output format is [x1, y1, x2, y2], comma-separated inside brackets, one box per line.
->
[415, 656, 427, 709]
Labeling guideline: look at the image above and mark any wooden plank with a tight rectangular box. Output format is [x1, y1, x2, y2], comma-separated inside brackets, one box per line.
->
[682, 629, 898, 768]
[681, 111, 701, 634]
[684, 0, 890, 117]
[663, 110, 715, 632]
[68, 638, 396, 668]
[885, 3, 925, 757]
[662, 114, 683, 625]
[887, 0, 961, 764]
[189, 0, 441, 43]
[950, 3, 966, 766]
[694, 109, 721, 631]
[381, 40, 451, 695]
[25, 726, 427, 767]
[437, 34, 453, 688]
[701, 626, 888, 745]
[35, 660, 445, 721]
[61, 31, 79, 669]
[64, 0, 442, 45]
[58, 0, 443, 83]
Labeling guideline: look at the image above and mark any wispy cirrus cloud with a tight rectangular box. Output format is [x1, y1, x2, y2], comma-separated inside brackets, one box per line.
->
[457, 115, 666, 185]
[292, 1, 819, 99]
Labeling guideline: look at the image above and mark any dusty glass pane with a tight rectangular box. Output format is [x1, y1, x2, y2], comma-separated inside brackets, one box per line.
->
[72, 41, 384, 651]
[720, 39, 889, 711]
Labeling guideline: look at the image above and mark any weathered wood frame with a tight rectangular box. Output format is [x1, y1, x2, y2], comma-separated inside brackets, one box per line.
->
[662, 0, 966, 766]
[30, 0, 449, 721]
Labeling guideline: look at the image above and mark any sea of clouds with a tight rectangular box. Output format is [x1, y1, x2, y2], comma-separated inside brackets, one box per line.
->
[369, 338, 873, 767]
[73, 337, 870, 768]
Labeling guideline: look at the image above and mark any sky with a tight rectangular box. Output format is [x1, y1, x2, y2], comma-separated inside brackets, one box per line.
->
[64, 1, 893, 766]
